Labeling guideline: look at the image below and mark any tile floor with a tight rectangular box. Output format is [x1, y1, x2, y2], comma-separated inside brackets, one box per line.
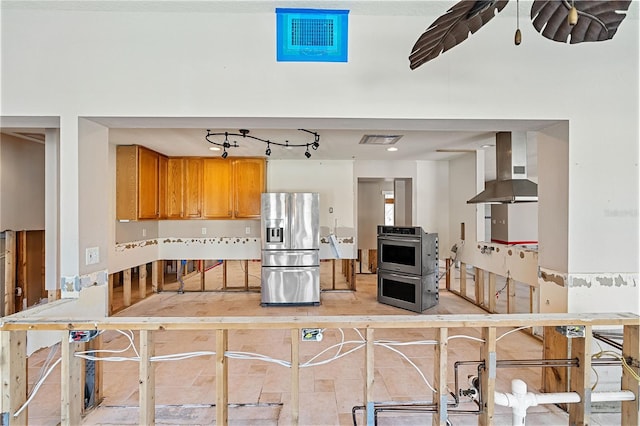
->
[23, 265, 625, 425]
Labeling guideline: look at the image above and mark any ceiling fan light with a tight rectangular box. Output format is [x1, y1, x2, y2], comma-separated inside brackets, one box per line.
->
[568, 6, 578, 26]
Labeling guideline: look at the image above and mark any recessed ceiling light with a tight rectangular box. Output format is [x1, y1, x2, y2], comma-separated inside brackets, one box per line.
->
[387, 147, 398, 152]
[481, 144, 495, 148]
[209, 146, 221, 151]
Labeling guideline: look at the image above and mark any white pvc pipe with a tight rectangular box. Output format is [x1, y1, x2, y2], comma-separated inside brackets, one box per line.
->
[495, 379, 637, 426]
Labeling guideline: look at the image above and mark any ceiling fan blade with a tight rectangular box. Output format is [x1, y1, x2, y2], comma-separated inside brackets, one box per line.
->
[409, 0, 509, 70]
[530, 0, 632, 44]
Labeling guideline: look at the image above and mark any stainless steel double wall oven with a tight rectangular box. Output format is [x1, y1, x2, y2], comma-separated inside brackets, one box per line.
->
[377, 226, 439, 312]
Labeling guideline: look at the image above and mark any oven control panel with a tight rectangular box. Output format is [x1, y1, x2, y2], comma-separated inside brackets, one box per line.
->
[377, 226, 420, 235]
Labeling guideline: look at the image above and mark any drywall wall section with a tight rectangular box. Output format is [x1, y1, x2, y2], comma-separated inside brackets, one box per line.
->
[267, 160, 354, 234]
[416, 160, 449, 251]
[0, 133, 45, 231]
[448, 153, 481, 255]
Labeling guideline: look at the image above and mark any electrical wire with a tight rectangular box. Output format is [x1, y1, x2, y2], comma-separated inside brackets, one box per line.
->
[448, 335, 486, 343]
[14, 358, 62, 418]
[496, 326, 532, 341]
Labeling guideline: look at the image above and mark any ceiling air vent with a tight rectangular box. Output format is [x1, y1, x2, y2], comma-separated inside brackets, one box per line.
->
[359, 135, 403, 145]
[276, 8, 349, 62]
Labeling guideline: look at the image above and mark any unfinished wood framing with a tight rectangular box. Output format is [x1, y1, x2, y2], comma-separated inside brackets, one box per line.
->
[122, 269, 132, 307]
[290, 329, 300, 425]
[151, 260, 163, 293]
[433, 328, 448, 426]
[138, 264, 147, 300]
[621, 324, 639, 425]
[139, 330, 155, 425]
[1, 313, 638, 426]
[479, 327, 497, 426]
[4, 230, 16, 316]
[445, 258, 451, 290]
[506, 277, 515, 314]
[459, 262, 467, 299]
[488, 273, 496, 313]
[200, 260, 205, 291]
[568, 325, 593, 425]
[61, 336, 83, 426]
[216, 329, 229, 426]
[475, 267, 484, 306]
[108, 274, 114, 315]
[0, 330, 27, 424]
[542, 326, 569, 404]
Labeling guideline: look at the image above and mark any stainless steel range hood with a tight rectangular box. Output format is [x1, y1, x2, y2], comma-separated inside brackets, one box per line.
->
[467, 132, 538, 204]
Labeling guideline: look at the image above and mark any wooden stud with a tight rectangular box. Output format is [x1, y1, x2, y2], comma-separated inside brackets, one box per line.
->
[433, 328, 448, 426]
[4, 230, 16, 316]
[332, 259, 336, 290]
[200, 260, 206, 292]
[488, 273, 496, 313]
[17, 231, 27, 311]
[123, 269, 131, 307]
[61, 333, 83, 426]
[621, 324, 639, 425]
[568, 325, 592, 426]
[542, 327, 569, 405]
[365, 328, 375, 425]
[445, 258, 451, 291]
[475, 267, 484, 306]
[151, 261, 159, 293]
[350, 259, 356, 291]
[216, 329, 229, 426]
[139, 264, 147, 299]
[108, 274, 114, 315]
[139, 330, 155, 425]
[222, 261, 227, 290]
[290, 329, 300, 425]
[507, 277, 516, 314]
[459, 262, 467, 299]
[479, 327, 496, 426]
[0, 330, 27, 424]
[244, 260, 249, 291]
[90, 333, 104, 407]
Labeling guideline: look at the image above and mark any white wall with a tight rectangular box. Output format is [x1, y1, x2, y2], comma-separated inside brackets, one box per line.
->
[0, 3, 638, 310]
[0, 134, 45, 231]
[448, 153, 480, 253]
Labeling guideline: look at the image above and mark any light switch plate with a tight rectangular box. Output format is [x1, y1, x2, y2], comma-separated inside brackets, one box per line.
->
[86, 247, 99, 265]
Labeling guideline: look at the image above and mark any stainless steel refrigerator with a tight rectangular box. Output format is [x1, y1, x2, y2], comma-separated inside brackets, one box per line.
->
[261, 192, 320, 306]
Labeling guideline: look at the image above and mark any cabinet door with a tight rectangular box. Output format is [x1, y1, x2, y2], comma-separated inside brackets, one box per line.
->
[158, 155, 168, 219]
[202, 159, 232, 219]
[166, 158, 184, 219]
[183, 158, 203, 218]
[233, 158, 265, 218]
[138, 147, 159, 219]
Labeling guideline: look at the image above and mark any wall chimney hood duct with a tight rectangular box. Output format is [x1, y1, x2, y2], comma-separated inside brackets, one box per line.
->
[467, 132, 538, 204]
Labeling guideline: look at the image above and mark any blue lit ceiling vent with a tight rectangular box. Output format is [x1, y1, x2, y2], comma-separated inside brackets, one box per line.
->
[276, 8, 349, 62]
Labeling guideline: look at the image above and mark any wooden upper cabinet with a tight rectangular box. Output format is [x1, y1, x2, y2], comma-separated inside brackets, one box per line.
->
[233, 158, 265, 218]
[183, 158, 203, 218]
[158, 154, 168, 219]
[202, 158, 233, 219]
[116, 145, 163, 221]
[166, 158, 184, 219]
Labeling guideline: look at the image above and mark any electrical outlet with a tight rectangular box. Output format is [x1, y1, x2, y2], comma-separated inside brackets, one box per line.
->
[85, 247, 99, 265]
[201, 227, 207, 235]
[245, 227, 251, 235]
[142, 228, 147, 237]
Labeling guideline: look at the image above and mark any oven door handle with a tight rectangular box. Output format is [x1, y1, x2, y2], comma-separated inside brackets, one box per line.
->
[383, 272, 422, 281]
[378, 236, 421, 244]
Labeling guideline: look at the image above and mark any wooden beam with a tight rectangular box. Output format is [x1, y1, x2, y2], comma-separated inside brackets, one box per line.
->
[475, 267, 484, 306]
[507, 277, 516, 314]
[61, 334, 83, 425]
[621, 324, 639, 425]
[0, 330, 27, 424]
[123, 269, 132, 307]
[290, 329, 300, 426]
[542, 326, 569, 406]
[488, 273, 496, 313]
[433, 328, 448, 426]
[244, 260, 249, 291]
[139, 330, 155, 425]
[138, 264, 147, 300]
[568, 325, 592, 426]
[445, 258, 451, 291]
[4, 230, 16, 316]
[479, 327, 496, 426]
[108, 274, 114, 315]
[151, 261, 159, 293]
[459, 262, 467, 299]
[216, 329, 228, 426]
[365, 328, 375, 426]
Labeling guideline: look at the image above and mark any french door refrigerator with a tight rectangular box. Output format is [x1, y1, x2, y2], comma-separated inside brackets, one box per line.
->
[261, 192, 320, 306]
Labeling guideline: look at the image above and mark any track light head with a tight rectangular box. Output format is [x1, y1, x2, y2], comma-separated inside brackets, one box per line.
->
[312, 141, 319, 150]
[221, 150, 228, 159]
[305, 150, 311, 159]
[265, 146, 271, 156]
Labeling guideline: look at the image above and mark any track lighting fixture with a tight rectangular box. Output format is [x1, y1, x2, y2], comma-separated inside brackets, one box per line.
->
[205, 128, 320, 158]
